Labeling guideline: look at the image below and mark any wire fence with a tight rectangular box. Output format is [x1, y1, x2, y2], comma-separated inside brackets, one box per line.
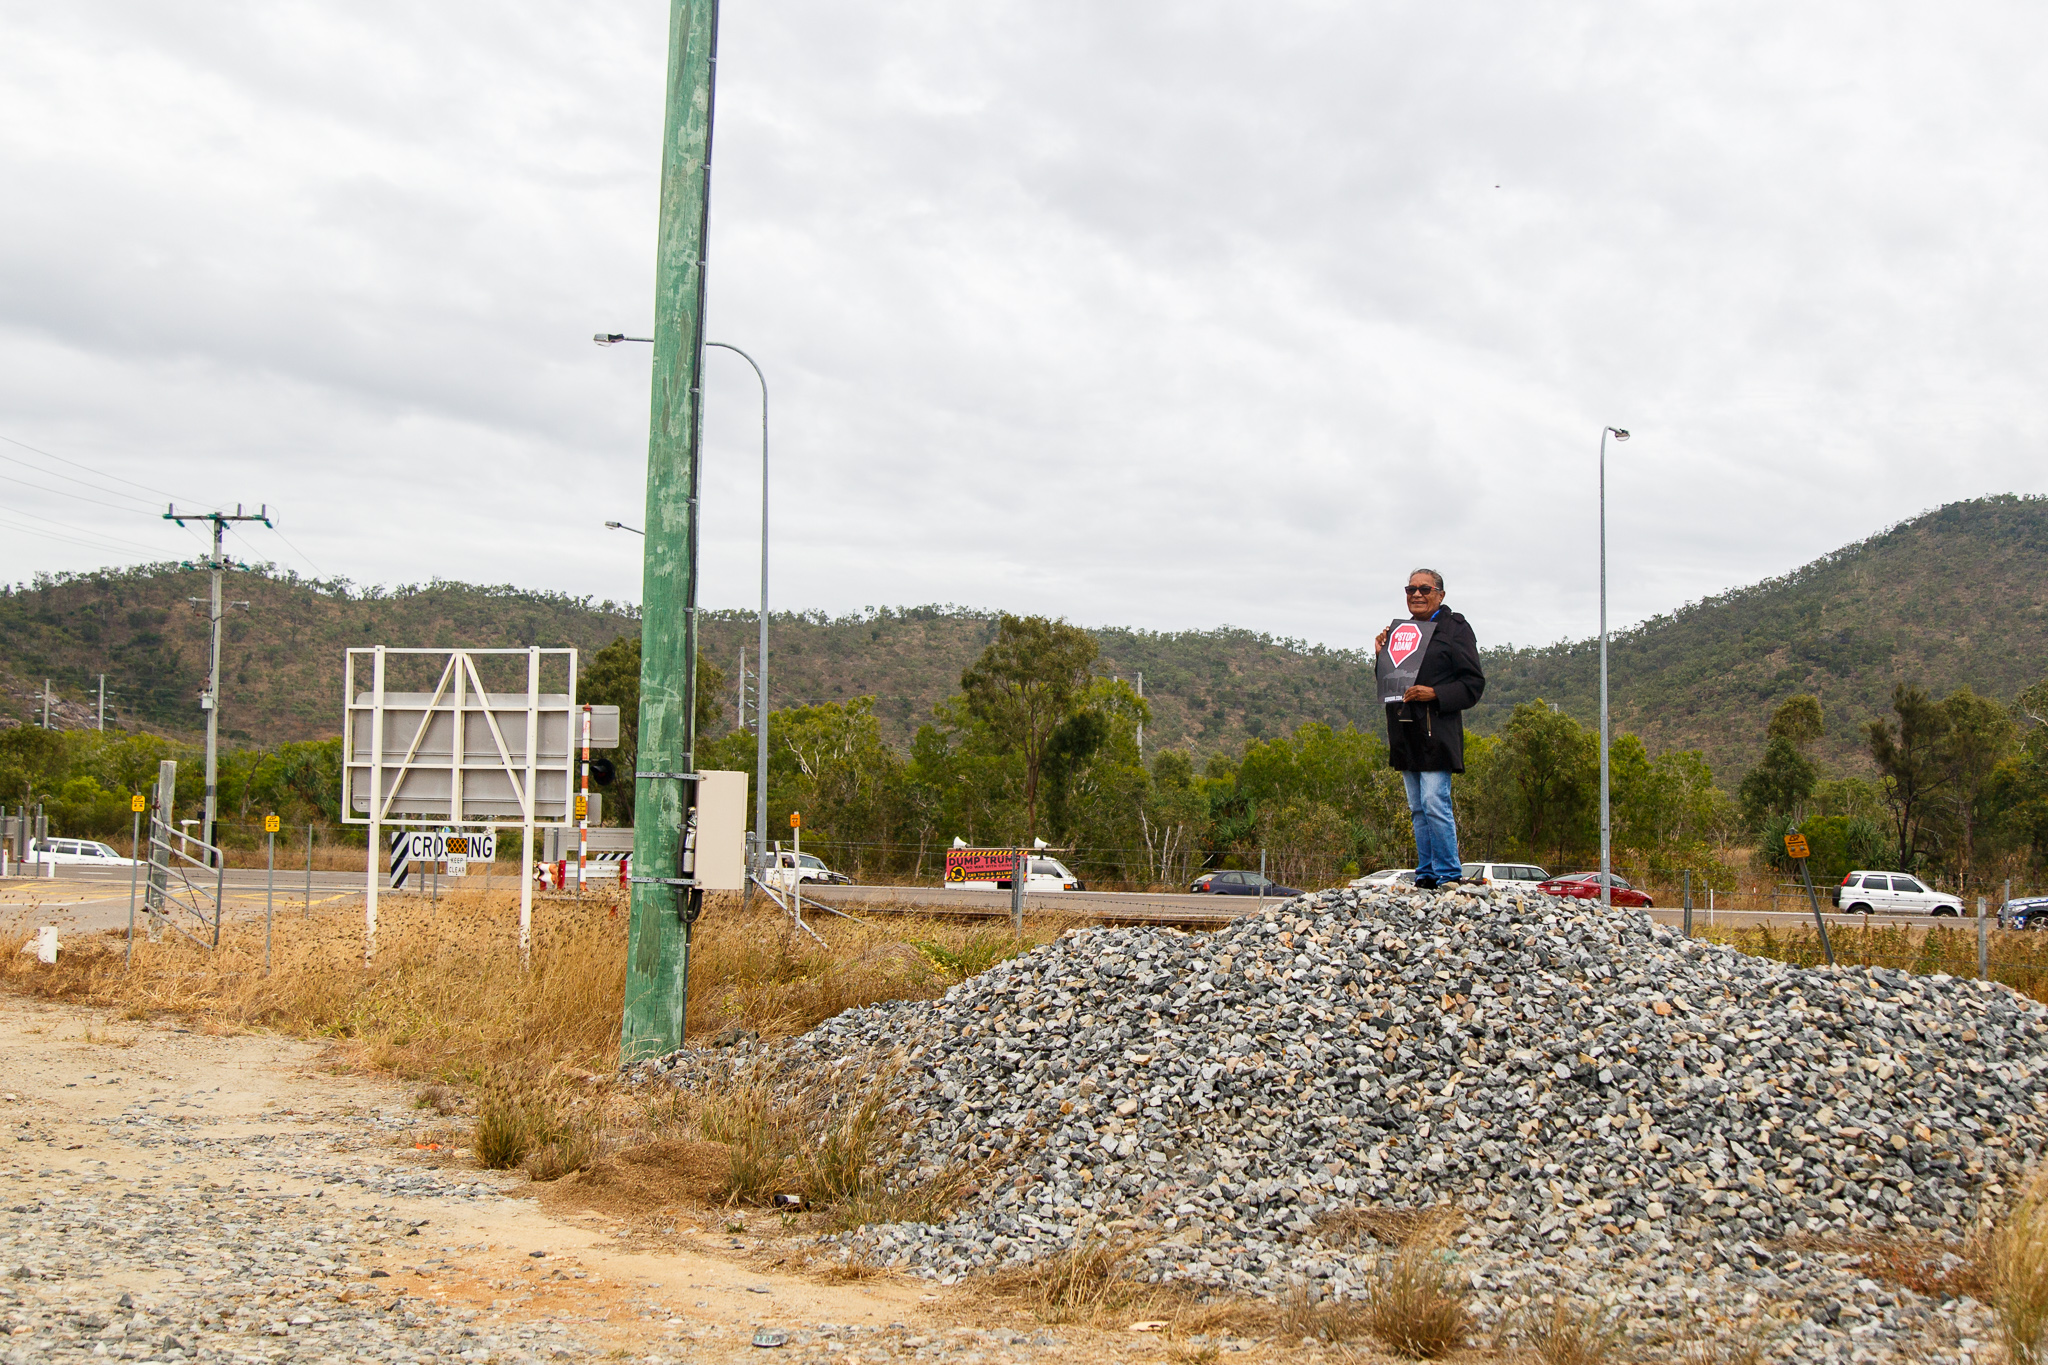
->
[1698, 921, 2048, 1004]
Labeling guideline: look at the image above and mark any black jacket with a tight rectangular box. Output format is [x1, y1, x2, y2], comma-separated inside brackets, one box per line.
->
[1384, 607, 1485, 773]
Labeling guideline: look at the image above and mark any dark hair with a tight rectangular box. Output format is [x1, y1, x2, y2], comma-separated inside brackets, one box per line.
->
[1410, 568, 1445, 592]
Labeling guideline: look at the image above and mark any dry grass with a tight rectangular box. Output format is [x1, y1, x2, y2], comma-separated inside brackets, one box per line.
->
[1524, 1297, 1628, 1365]
[1318, 1203, 1464, 1250]
[1359, 1249, 1472, 1359]
[1273, 1282, 1370, 1345]
[1701, 922, 2048, 1003]
[0, 888, 1058, 1079]
[979, 1236, 1173, 1325]
[1989, 1172, 2048, 1365]
[1782, 1229, 1987, 1301]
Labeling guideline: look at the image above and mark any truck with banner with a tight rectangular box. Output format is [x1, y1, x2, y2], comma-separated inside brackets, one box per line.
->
[943, 846, 1085, 892]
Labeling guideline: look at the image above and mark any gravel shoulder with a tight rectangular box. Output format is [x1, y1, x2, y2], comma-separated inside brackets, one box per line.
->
[0, 998, 1114, 1365]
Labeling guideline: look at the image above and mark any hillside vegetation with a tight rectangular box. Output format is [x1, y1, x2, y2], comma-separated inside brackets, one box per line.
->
[1475, 494, 2048, 777]
[4, 495, 2044, 785]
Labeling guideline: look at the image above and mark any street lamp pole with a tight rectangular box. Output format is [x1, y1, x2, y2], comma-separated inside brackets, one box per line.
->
[704, 342, 770, 894]
[1598, 425, 1630, 911]
[597, 331, 770, 890]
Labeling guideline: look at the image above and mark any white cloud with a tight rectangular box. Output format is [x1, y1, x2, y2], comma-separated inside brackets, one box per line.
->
[4, 1, 2045, 658]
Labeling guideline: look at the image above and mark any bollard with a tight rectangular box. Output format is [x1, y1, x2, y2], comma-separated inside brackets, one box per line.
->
[34, 926, 58, 964]
[1978, 897, 1989, 980]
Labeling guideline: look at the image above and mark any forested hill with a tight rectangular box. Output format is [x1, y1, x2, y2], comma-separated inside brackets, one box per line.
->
[4, 494, 2044, 782]
[0, 569, 1378, 756]
[1471, 494, 2048, 776]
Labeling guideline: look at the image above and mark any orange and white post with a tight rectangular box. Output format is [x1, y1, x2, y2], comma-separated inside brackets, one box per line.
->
[577, 703, 591, 894]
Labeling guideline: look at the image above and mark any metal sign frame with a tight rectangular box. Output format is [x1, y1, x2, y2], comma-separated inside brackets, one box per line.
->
[341, 646, 580, 964]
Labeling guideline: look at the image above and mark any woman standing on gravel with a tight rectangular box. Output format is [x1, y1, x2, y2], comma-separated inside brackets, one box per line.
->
[1374, 569, 1486, 889]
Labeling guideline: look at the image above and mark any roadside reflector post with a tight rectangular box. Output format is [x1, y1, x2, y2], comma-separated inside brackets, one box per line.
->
[791, 811, 803, 931]
[1011, 848, 1024, 937]
[1785, 832, 1833, 966]
[1979, 897, 1989, 980]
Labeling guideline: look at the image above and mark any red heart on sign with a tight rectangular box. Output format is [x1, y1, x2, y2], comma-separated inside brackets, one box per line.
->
[1388, 623, 1422, 666]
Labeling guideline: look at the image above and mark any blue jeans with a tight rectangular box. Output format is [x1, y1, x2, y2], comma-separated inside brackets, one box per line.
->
[1401, 769, 1462, 884]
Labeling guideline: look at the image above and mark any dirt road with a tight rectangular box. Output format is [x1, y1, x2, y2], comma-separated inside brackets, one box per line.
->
[0, 1000, 1136, 1364]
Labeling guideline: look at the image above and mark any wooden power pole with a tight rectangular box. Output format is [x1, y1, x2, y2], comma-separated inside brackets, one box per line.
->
[621, 0, 719, 1064]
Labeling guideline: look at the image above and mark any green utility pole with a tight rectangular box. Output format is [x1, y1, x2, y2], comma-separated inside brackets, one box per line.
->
[621, 0, 720, 1065]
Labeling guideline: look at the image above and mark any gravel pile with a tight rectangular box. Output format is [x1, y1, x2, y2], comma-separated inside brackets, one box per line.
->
[648, 885, 2048, 1316]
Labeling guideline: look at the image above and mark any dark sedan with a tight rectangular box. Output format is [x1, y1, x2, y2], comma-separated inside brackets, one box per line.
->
[1191, 870, 1304, 898]
[1536, 872, 1655, 908]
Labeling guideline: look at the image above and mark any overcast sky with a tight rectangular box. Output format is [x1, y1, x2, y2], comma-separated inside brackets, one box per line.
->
[4, 2, 2045, 656]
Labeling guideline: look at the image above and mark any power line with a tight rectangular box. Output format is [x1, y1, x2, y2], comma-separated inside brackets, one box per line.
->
[0, 433, 211, 506]
[0, 505, 175, 559]
[3, 469, 178, 519]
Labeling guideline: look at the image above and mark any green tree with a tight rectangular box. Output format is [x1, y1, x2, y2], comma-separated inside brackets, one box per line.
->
[1496, 701, 1599, 865]
[958, 615, 1098, 839]
[1141, 750, 1209, 887]
[1864, 684, 1952, 873]
[1738, 695, 1825, 831]
[1939, 686, 2016, 888]
[577, 634, 726, 826]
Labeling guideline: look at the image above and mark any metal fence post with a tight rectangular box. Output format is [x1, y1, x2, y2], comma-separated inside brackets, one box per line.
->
[305, 824, 313, 919]
[1682, 868, 1693, 938]
[1011, 849, 1024, 936]
[1978, 897, 1989, 980]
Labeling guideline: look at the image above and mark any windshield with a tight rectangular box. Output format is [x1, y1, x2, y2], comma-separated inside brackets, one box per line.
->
[797, 855, 826, 869]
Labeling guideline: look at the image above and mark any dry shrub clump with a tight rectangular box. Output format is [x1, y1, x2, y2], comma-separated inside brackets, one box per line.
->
[1523, 1297, 1628, 1365]
[669, 1058, 975, 1226]
[1989, 1172, 2048, 1365]
[0, 890, 1057, 1081]
[1272, 1281, 1370, 1345]
[1318, 1203, 1463, 1250]
[1359, 1249, 1472, 1359]
[979, 1237, 1171, 1325]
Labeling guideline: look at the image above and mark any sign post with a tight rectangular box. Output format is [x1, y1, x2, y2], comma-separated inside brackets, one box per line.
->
[126, 793, 145, 966]
[790, 811, 802, 925]
[1784, 831, 1835, 966]
[264, 813, 279, 971]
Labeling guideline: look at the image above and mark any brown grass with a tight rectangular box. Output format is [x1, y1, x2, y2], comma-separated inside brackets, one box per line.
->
[1318, 1203, 1464, 1250]
[1359, 1249, 1472, 1359]
[0, 888, 1059, 1078]
[979, 1236, 1173, 1325]
[1273, 1282, 1370, 1344]
[1524, 1297, 1628, 1365]
[1989, 1172, 2048, 1365]
[1782, 1229, 1987, 1300]
[1701, 922, 2048, 1004]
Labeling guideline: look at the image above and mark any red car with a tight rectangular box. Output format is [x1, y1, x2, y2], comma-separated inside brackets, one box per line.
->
[1536, 872, 1655, 908]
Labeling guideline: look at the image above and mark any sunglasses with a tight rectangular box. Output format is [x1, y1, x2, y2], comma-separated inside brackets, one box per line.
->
[1403, 584, 1440, 596]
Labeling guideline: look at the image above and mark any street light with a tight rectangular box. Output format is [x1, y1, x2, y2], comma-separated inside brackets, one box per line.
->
[596, 330, 772, 892]
[605, 521, 644, 535]
[1599, 425, 1630, 911]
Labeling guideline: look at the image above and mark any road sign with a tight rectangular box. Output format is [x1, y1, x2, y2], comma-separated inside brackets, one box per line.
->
[264, 814, 280, 833]
[790, 811, 801, 828]
[1784, 832, 1810, 859]
[131, 794, 146, 812]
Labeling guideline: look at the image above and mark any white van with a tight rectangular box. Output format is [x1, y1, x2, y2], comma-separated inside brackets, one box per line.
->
[1833, 871, 1964, 917]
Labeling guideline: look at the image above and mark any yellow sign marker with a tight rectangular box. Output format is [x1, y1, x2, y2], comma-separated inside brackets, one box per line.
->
[790, 811, 801, 829]
[264, 814, 281, 833]
[131, 794, 146, 813]
[1784, 832, 1810, 859]
[574, 794, 588, 818]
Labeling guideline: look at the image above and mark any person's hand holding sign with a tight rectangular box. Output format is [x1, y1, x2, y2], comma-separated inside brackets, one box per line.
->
[1403, 684, 1436, 703]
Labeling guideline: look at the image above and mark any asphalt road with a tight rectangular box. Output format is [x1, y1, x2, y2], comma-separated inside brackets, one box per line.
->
[794, 881, 1998, 933]
[2, 868, 2008, 939]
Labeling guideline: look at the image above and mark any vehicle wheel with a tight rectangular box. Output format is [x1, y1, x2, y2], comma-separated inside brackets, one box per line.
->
[1931, 906, 1959, 918]
[1847, 903, 1873, 915]
[2027, 917, 2046, 931]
